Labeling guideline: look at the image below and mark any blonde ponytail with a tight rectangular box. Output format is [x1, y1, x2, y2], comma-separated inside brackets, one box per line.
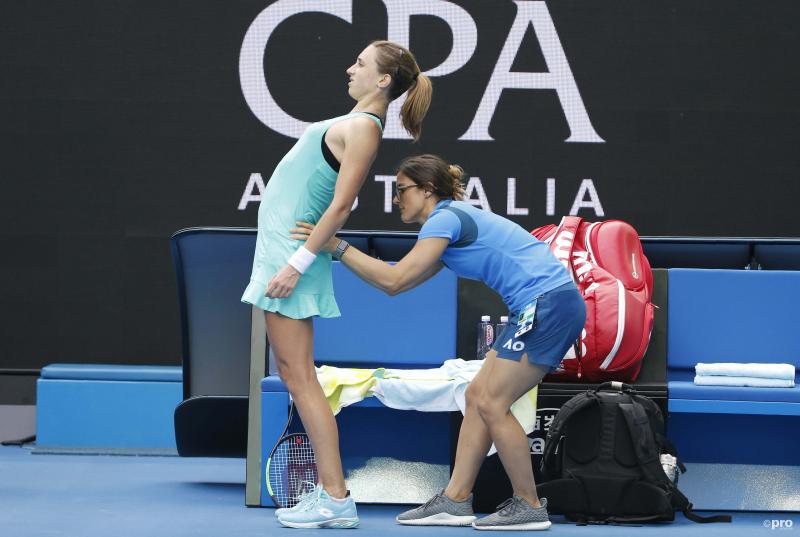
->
[371, 41, 433, 141]
[400, 74, 432, 142]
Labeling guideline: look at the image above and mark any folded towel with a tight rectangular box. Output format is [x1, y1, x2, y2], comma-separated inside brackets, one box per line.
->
[694, 375, 795, 388]
[695, 363, 795, 380]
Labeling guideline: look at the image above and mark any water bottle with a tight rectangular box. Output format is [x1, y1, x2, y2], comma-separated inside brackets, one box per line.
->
[495, 315, 509, 339]
[477, 315, 494, 360]
[660, 454, 679, 484]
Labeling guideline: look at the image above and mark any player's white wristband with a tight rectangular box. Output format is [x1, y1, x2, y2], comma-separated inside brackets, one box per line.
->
[287, 246, 316, 274]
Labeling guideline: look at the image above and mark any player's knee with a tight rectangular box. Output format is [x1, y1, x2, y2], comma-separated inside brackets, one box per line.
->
[465, 381, 480, 405]
[275, 358, 312, 392]
[476, 395, 505, 423]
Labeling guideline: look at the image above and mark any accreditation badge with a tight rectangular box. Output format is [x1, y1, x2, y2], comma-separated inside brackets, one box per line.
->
[515, 299, 538, 338]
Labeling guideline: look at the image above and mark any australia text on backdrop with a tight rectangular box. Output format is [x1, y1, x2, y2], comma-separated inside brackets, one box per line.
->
[239, 175, 604, 218]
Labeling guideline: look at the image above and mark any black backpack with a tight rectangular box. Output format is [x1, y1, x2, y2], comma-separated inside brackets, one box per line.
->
[537, 382, 731, 525]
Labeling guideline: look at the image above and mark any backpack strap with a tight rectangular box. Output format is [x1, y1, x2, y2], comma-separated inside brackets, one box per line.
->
[540, 390, 597, 481]
[618, 399, 732, 524]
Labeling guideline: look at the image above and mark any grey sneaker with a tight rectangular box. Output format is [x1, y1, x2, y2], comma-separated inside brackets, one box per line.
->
[396, 490, 476, 526]
[472, 496, 551, 531]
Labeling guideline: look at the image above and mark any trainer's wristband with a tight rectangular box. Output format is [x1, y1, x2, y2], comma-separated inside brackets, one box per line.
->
[332, 240, 350, 260]
[287, 246, 316, 274]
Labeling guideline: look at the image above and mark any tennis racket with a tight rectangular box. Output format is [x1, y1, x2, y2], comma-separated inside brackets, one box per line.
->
[265, 401, 318, 508]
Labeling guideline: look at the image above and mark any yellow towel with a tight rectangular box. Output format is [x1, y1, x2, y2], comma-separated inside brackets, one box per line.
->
[510, 386, 539, 434]
[315, 365, 384, 415]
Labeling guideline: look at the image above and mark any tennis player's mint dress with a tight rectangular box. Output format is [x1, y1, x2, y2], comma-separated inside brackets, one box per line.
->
[241, 112, 383, 319]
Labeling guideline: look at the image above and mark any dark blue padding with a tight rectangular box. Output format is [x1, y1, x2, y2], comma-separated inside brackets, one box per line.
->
[667, 269, 800, 412]
[371, 237, 417, 261]
[755, 244, 800, 270]
[337, 233, 369, 255]
[172, 229, 257, 397]
[312, 261, 457, 367]
[41, 364, 182, 382]
[641, 242, 751, 269]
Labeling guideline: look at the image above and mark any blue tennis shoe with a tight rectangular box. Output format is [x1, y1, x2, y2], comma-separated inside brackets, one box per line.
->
[276, 485, 359, 529]
[274, 482, 319, 518]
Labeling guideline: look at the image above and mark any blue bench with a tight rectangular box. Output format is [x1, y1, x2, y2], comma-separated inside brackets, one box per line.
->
[667, 269, 800, 416]
[666, 269, 800, 510]
[168, 228, 800, 508]
[260, 261, 458, 506]
[36, 364, 182, 451]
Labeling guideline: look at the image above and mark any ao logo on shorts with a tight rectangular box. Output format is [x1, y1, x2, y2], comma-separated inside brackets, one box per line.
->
[502, 338, 525, 352]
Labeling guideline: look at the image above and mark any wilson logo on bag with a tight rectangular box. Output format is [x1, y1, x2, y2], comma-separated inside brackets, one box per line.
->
[532, 216, 654, 382]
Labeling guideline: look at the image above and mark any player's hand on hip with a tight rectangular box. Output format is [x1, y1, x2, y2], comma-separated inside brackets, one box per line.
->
[265, 265, 301, 299]
[290, 221, 338, 254]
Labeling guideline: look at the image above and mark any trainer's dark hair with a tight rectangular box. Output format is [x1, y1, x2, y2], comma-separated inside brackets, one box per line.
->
[397, 154, 466, 201]
[371, 40, 432, 142]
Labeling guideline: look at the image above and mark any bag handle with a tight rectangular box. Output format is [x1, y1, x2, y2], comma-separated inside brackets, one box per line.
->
[547, 216, 583, 282]
[594, 381, 636, 394]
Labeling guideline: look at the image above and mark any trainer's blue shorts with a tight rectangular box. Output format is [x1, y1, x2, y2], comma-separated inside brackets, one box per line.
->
[492, 281, 586, 371]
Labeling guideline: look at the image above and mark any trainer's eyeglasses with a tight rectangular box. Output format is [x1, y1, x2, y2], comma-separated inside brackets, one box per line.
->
[394, 183, 421, 199]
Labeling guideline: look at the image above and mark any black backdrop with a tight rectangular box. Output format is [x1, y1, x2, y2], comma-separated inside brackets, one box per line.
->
[1, 0, 798, 373]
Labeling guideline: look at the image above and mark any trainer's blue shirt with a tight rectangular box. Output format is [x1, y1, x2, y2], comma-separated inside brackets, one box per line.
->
[418, 200, 573, 315]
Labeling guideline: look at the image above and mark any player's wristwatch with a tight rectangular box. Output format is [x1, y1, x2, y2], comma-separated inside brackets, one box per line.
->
[332, 239, 350, 260]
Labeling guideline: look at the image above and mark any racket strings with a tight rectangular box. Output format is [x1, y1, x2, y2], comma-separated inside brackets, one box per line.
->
[268, 434, 318, 507]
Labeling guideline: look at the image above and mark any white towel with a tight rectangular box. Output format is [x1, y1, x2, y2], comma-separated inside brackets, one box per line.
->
[695, 363, 795, 381]
[694, 375, 795, 388]
[372, 358, 538, 456]
[376, 359, 487, 413]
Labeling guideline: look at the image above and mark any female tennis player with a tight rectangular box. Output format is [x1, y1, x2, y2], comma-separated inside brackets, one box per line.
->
[241, 42, 432, 529]
[291, 154, 585, 531]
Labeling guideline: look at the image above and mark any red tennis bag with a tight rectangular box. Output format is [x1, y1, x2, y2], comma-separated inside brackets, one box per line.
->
[532, 216, 654, 382]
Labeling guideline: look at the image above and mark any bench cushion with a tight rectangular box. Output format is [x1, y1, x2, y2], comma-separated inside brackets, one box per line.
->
[37, 364, 182, 448]
[41, 364, 182, 382]
[667, 269, 800, 415]
[669, 370, 800, 403]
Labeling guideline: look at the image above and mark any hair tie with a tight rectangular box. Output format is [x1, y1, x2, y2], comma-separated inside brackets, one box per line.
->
[413, 72, 420, 81]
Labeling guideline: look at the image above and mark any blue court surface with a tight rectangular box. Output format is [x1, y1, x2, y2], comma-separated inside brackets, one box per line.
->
[1, 445, 794, 537]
